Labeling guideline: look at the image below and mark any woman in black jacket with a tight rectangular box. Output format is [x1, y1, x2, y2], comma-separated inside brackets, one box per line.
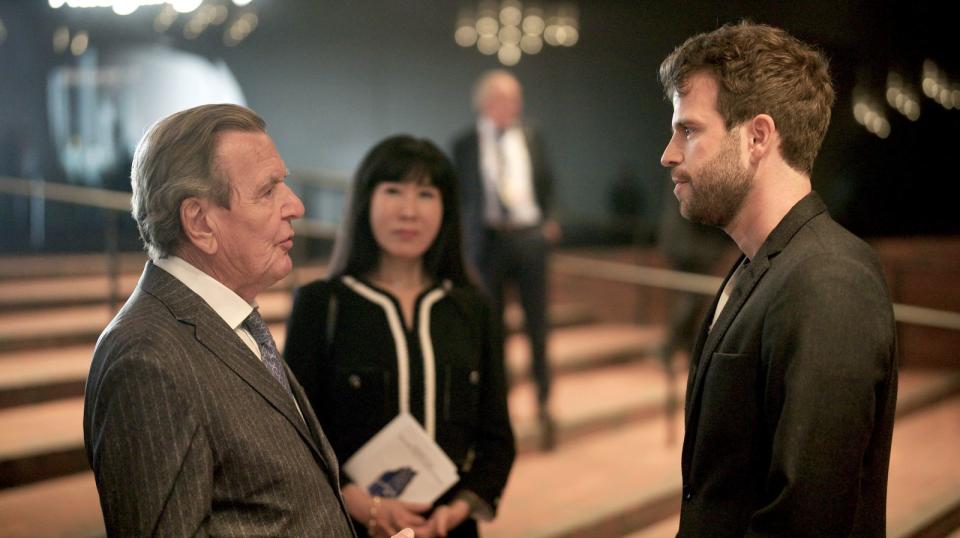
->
[284, 135, 515, 538]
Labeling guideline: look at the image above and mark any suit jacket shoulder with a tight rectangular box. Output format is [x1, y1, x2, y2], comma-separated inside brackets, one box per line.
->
[84, 263, 355, 537]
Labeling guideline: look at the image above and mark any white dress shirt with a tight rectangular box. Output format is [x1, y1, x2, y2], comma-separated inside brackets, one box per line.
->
[154, 255, 262, 360]
[478, 117, 541, 226]
[155, 256, 305, 419]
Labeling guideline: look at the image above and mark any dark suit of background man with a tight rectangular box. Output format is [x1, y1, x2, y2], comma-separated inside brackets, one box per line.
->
[658, 23, 897, 536]
[82, 104, 357, 536]
[453, 69, 560, 450]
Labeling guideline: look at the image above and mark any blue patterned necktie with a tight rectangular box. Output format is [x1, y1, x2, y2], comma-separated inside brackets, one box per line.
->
[243, 308, 294, 398]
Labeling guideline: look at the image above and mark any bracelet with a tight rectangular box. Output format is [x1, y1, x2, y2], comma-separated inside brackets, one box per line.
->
[367, 495, 381, 537]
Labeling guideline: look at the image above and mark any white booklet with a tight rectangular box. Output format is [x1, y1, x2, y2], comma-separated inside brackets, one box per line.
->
[344, 413, 460, 504]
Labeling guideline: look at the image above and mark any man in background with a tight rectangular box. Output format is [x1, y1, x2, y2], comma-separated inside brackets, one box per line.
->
[452, 70, 560, 450]
[659, 22, 897, 536]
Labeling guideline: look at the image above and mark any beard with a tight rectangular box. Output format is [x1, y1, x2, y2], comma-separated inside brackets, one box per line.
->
[676, 131, 752, 228]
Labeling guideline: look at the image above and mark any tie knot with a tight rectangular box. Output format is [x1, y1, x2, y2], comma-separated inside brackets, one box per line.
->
[243, 309, 271, 344]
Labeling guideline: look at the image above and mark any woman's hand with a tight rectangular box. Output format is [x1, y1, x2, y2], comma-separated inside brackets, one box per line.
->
[413, 499, 471, 538]
[343, 484, 431, 537]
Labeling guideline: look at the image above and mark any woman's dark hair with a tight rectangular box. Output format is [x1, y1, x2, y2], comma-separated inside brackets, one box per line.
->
[328, 135, 470, 286]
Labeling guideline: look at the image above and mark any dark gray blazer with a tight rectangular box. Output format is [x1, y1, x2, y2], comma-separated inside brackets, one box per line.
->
[678, 193, 898, 537]
[83, 262, 356, 537]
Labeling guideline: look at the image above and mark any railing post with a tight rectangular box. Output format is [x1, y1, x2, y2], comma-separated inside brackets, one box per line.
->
[105, 209, 120, 313]
[29, 179, 46, 250]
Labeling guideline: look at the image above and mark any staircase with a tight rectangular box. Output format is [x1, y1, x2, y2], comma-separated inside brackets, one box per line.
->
[0, 251, 958, 537]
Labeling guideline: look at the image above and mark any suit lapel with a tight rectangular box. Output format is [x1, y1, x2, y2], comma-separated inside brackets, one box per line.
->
[683, 261, 735, 421]
[140, 263, 327, 464]
[287, 368, 342, 486]
[686, 257, 769, 418]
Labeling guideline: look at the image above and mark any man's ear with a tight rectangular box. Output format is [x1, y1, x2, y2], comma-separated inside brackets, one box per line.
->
[745, 113, 777, 163]
[180, 197, 218, 255]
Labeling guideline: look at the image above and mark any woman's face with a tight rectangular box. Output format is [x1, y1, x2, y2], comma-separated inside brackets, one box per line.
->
[369, 178, 443, 265]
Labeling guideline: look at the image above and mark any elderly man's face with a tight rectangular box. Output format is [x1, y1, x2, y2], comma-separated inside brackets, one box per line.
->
[482, 75, 523, 129]
[207, 130, 304, 302]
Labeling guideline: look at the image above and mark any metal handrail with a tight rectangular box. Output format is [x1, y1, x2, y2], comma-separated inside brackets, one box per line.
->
[0, 175, 131, 211]
[4, 175, 960, 331]
[554, 254, 960, 332]
[0, 175, 341, 239]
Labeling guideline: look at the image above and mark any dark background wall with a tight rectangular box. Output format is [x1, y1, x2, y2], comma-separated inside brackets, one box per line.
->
[1, 0, 958, 253]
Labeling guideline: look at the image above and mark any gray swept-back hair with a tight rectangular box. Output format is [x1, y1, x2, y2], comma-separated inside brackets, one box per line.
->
[130, 103, 265, 260]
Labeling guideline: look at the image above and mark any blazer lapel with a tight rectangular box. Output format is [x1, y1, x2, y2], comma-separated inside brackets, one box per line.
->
[687, 257, 769, 417]
[681, 255, 769, 473]
[140, 263, 326, 463]
[287, 369, 342, 485]
[193, 316, 325, 456]
[683, 261, 735, 422]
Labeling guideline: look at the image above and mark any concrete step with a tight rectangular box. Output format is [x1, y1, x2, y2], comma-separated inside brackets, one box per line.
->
[0, 399, 85, 489]
[0, 307, 607, 408]
[483, 375, 960, 538]
[509, 360, 685, 453]
[0, 472, 103, 538]
[0, 339, 670, 487]
[0, 284, 595, 353]
[0, 265, 331, 312]
[0, 274, 141, 312]
[1, 373, 959, 537]
[2, 322, 958, 487]
[0, 253, 147, 281]
[0, 321, 663, 487]
[482, 413, 684, 538]
[0, 345, 92, 409]
[0, 290, 295, 353]
[505, 323, 664, 381]
[888, 396, 960, 538]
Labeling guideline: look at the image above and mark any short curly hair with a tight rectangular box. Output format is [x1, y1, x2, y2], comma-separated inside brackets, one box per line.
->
[659, 21, 834, 174]
[130, 104, 265, 260]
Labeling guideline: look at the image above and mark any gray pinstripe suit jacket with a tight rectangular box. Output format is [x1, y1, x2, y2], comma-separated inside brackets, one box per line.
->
[83, 262, 356, 537]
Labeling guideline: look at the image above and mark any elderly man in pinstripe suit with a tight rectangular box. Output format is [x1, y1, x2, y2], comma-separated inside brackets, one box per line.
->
[84, 104, 379, 537]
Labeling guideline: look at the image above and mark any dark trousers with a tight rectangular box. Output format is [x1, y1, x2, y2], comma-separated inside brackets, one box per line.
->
[478, 226, 551, 407]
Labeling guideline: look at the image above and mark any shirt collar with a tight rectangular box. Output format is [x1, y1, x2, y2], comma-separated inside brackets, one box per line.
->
[477, 116, 522, 138]
[154, 255, 255, 330]
[478, 116, 497, 139]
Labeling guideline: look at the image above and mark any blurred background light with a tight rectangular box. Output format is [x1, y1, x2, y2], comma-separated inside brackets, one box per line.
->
[498, 25, 521, 46]
[522, 8, 545, 35]
[498, 43, 521, 66]
[520, 33, 542, 54]
[499, 1, 522, 26]
[455, 24, 479, 47]
[457, 1, 579, 65]
[887, 71, 921, 121]
[477, 34, 499, 55]
[476, 15, 498, 36]
[53, 25, 71, 53]
[70, 31, 89, 56]
[853, 86, 892, 139]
